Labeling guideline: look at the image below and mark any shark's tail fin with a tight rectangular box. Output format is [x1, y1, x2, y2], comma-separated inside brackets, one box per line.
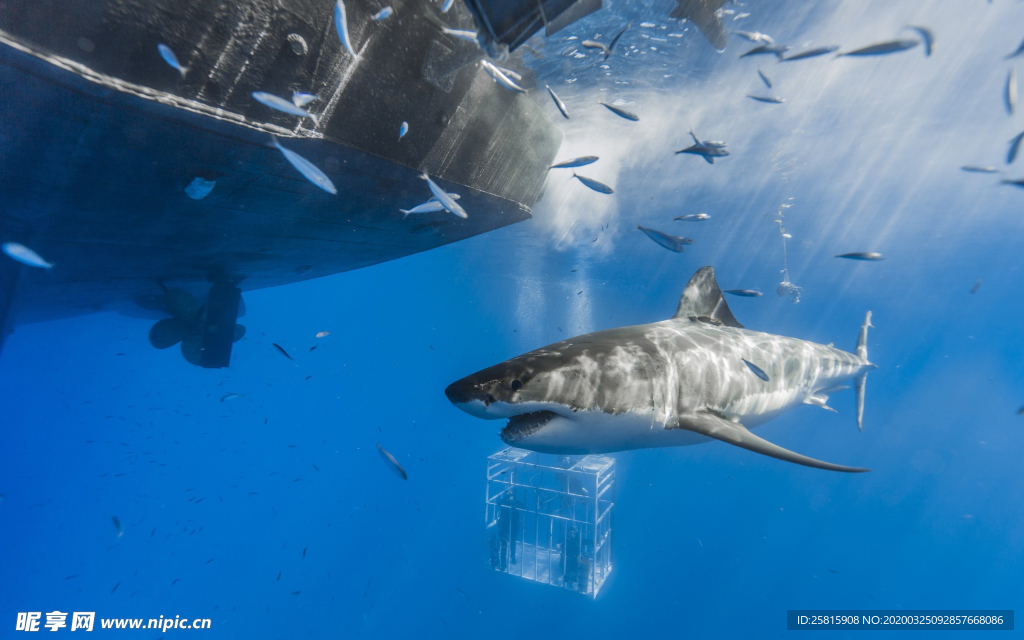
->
[854, 311, 873, 432]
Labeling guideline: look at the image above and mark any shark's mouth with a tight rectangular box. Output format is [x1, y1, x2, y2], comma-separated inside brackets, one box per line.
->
[501, 411, 558, 444]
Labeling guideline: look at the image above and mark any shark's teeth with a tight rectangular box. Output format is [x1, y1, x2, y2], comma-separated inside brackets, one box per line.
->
[501, 411, 558, 444]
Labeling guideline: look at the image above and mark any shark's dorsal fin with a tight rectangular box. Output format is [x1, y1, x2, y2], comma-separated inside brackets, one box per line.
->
[673, 266, 743, 328]
[669, 0, 728, 51]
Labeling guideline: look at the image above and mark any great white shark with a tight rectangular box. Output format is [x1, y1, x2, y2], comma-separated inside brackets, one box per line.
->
[445, 267, 876, 472]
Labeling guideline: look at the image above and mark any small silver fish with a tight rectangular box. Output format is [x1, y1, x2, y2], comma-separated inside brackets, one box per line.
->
[373, 6, 393, 20]
[573, 173, 614, 194]
[271, 137, 337, 194]
[401, 193, 461, 217]
[551, 156, 598, 169]
[600, 102, 639, 121]
[495, 66, 523, 81]
[546, 85, 569, 119]
[441, 0, 455, 12]
[748, 94, 785, 104]
[479, 60, 526, 93]
[607, 22, 631, 58]
[675, 213, 711, 221]
[581, 40, 610, 57]
[112, 516, 124, 538]
[291, 92, 319, 108]
[421, 173, 468, 218]
[757, 67, 772, 88]
[724, 289, 763, 297]
[782, 46, 839, 61]
[2, 242, 53, 269]
[1008, 36, 1024, 60]
[1008, 132, 1024, 164]
[732, 30, 774, 44]
[377, 444, 408, 480]
[1007, 68, 1017, 116]
[838, 39, 919, 57]
[221, 393, 244, 402]
[184, 177, 216, 200]
[399, 121, 409, 139]
[1000, 178, 1024, 188]
[443, 27, 479, 44]
[689, 130, 727, 148]
[334, 0, 357, 57]
[637, 225, 692, 252]
[970, 279, 982, 294]
[742, 359, 770, 381]
[252, 92, 319, 125]
[905, 25, 934, 56]
[836, 252, 885, 261]
[961, 165, 999, 173]
[739, 43, 789, 58]
[157, 44, 188, 78]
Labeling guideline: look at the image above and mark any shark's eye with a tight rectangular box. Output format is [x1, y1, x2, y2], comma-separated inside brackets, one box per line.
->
[511, 379, 522, 391]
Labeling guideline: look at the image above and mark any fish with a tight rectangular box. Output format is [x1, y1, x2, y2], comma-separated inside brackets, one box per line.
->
[637, 225, 692, 252]
[441, 0, 455, 12]
[905, 25, 934, 56]
[836, 252, 885, 261]
[111, 582, 120, 594]
[1000, 178, 1024, 188]
[1009, 132, 1024, 164]
[581, 40, 611, 57]
[838, 39, 919, 57]
[400, 194, 462, 217]
[2, 242, 53, 269]
[676, 144, 730, 164]
[675, 213, 711, 221]
[748, 94, 785, 104]
[757, 67, 772, 88]
[334, 0, 357, 57]
[670, 0, 729, 51]
[550, 156, 598, 169]
[731, 30, 774, 44]
[271, 137, 337, 194]
[724, 289, 763, 297]
[1008, 36, 1024, 60]
[316, 331, 331, 338]
[157, 43, 188, 77]
[600, 102, 639, 121]
[372, 6, 393, 20]
[573, 173, 614, 194]
[291, 92, 319, 107]
[689, 131, 727, 148]
[743, 359, 770, 381]
[273, 343, 294, 360]
[739, 43, 789, 58]
[442, 27, 479, 44]
[495, 66, 523, 82]
[445, 266, 875, 469]
[782, 46, 839, 61]
[112, 516, 123, 537]
[1007, 68, 1017, 116]
[546, 85, 569, 119]
[184, 177, 216, 200]
[1018, 405, 1024, 416]
[961, 165, 999, 173]
[377, 444, 408, 479]
[479, 60, 527, 93]
[399, 121, 409, 139]
[421, 173, 468, 218]
[970, 279, 982, 294]
[252, 92, 319, 125]
[221, 393, 244, 402]
[607, 22, 632, 58]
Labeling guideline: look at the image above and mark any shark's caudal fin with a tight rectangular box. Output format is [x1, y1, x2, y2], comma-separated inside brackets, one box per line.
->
[676, 411, 870, 473]
[669, 0, 728, 51]
[854, 311, 873, 432]
[673, 266, 743, 328]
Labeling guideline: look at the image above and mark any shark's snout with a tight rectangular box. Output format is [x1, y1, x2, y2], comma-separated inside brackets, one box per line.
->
[444, 378, 475, 405]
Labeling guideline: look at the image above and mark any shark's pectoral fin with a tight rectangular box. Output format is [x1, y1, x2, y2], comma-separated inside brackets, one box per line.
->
[675, 411, 870, 473]
[669, 0, 728, 51]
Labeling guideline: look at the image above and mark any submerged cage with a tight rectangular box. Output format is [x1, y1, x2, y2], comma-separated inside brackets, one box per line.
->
[485, 447, 614, 598]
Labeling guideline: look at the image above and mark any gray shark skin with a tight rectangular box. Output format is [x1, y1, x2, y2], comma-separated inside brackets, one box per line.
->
[446, 267, 876, 472]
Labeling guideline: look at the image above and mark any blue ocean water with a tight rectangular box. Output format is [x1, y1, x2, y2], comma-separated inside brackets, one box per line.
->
[3, 0, 1024, 637]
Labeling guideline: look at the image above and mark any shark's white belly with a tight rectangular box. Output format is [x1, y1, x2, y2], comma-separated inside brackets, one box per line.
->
[518, 409, 712, 454]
